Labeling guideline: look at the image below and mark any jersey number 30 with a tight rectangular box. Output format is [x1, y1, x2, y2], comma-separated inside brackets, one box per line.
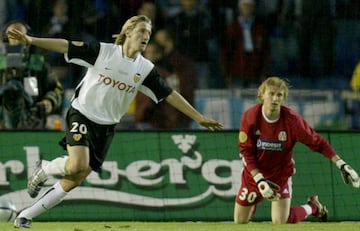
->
[238, 187, 257, 203]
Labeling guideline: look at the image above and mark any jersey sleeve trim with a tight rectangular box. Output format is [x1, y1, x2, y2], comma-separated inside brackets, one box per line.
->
[140, 67, 173, 103]
[64, 41, 100, 67]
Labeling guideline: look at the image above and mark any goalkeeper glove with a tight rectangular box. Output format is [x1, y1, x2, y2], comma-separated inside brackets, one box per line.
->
[336, 159, 360, 188]
[253, 173, 281, 201]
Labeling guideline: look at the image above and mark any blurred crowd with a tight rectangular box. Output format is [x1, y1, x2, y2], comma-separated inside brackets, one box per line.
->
[0, 0, 359, 130]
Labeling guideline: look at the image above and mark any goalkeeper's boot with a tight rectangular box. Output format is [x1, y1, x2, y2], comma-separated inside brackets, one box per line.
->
[27, 160, 48, 198]
[14, 217, 32, 228]
[307, 195, 328, 222]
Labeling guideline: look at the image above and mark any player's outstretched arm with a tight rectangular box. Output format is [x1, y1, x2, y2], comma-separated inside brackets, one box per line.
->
[6, 28, 69, 54]
[332, 156, 360, 188]
[165, 90, 223, 131]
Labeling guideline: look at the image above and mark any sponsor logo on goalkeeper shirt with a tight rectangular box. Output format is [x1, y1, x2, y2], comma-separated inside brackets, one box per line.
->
[256, 139, 283, 151]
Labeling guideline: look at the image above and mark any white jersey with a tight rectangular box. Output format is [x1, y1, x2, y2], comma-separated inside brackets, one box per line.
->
[64, 42, 172, 125]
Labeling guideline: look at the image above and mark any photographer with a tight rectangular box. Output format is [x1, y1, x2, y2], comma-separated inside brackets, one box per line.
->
[0, 20, 63, 129]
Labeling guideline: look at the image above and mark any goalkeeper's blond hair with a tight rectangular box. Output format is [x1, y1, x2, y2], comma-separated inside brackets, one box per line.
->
[257, 77, 290, 103]
[114, 15, 152, 45]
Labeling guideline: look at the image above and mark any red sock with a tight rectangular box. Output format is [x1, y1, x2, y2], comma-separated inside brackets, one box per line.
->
[308, 202, 318, 215]
[287, 206, 308, 223]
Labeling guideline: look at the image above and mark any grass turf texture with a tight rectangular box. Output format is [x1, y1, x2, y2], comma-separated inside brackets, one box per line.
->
[0, 222, 359, 231]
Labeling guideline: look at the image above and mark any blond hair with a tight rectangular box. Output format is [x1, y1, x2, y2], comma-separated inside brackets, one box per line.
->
[257, 76, 290, 103]
[114, 15, 152, 45]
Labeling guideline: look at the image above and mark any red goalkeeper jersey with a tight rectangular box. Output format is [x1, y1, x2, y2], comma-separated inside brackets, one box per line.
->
[238, 104, 336, 186]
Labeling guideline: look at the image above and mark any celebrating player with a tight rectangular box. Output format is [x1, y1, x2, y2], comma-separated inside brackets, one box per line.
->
[235, 76, 359, 224]
[7, 15, 223, 228]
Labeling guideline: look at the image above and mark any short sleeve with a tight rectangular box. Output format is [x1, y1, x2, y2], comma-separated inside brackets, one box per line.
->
[140, 67, 173, 102]
[65, 41, 100, 66]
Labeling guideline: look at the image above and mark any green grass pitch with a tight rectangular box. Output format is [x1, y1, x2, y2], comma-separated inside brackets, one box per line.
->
[0, 222, 359, 231]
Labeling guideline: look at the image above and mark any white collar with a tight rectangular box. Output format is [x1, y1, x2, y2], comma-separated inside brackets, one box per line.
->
[261, 105, 280, 123]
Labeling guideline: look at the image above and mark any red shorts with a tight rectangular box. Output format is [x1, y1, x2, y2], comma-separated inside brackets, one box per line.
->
[235, 170, 293, 206]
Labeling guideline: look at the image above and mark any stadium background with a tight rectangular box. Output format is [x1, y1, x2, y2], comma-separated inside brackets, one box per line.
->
[0, 0, 359, 223]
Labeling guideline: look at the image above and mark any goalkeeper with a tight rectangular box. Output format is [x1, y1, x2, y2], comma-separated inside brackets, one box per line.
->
[235, 76, 360, 224]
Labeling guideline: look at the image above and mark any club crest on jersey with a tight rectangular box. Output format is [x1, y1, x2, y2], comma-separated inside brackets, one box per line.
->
[73, 134, 82, 141]
[278, 131, 287, 141]
[134, 73, 141, 83]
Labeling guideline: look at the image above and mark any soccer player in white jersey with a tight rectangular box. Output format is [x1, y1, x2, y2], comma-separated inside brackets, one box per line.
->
[235, 77, 360, 224]
[7, 15, 223, 228]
